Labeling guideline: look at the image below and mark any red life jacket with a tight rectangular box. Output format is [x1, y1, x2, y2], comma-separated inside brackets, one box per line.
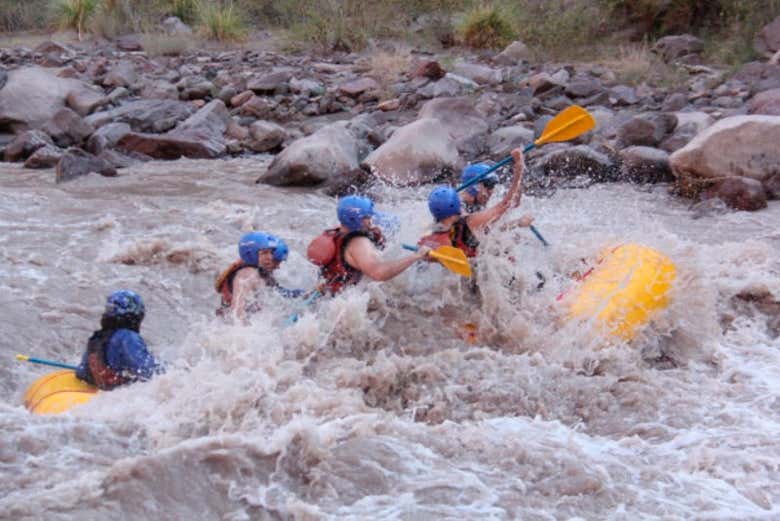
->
[214, 260, 276, 316]
[418, 217, 479, 258]
[307, 227, 385, 295]
[84, 330, 131, 391]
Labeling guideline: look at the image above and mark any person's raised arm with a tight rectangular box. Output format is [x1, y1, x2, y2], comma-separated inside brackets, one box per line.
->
[467, 148, 525, 231]
[345, 237, 428, 282]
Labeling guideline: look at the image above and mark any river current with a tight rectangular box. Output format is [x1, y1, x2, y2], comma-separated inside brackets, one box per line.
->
[1, 157, 778, 520]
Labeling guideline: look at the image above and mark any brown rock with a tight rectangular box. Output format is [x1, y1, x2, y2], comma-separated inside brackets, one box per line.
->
[338, 77, 380, 98]
[41, 108, 95, 147]
[764, 172, 780, 199]
[413, 61, 446, 81]
[4, 130, 54, 162]
[246, 120, 287, 153]
[377, 98, 400, 112]
[652, 34, 704, 62]
[706, 177, 767, 211]
[24, 145, 63, 169]
[66, 88, 107, 117]
[748, 88, 780, 116]
[754, 16, 780, 55]
[230, 90, 254, 108]
[239, 96, 275, 118]
[619, 146, 673, 184]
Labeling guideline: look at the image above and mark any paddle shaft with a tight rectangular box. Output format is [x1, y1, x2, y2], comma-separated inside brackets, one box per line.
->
[16, 355, 79, 371]
[285, 290, 322, 325]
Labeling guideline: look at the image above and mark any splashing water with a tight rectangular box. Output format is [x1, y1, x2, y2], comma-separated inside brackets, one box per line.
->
[1, 158, 779, 520]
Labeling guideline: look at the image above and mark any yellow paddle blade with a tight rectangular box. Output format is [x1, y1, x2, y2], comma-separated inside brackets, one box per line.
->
[429, 245, 472, 277]
[535, 105, 595, 146]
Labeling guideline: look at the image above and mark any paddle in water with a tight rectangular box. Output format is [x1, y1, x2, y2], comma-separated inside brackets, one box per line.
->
[403, 244, 472, 277]
[456, 105, 596, 247]
[16, 354, 79, 371]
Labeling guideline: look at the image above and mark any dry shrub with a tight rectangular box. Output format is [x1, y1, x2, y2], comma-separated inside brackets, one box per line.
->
[600, 43, 687, 87]
[459, 6, 514, 50]
[141, 32, 193, 55]
[368, 48, 412, 100]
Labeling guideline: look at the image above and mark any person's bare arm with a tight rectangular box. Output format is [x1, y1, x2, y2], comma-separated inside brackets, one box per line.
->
[467, 149, 525, 230]
[231, 268, 263, 321]
[345, 237, 428, 282]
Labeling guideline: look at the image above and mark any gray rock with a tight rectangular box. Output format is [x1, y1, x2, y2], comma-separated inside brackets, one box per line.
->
[86, 100, 196, 133]
[56, 148, 117, 183]
[362, 118, 460, 186]
[41, 108, 94, 147]
[142, 80, 179, 100]
[565, 79, 603, 99]
[488, 125, 534, 157]
[748, 88, 780, 116]
[494, 40, 531, 65]
[652, 34, 704, 62]
[181, 80, 215, 100]
[108, 87, 130, 104]
[257, 121, 362, 186]
[662, 93, 688, 112]
[117, 100, 230, 159]
[670, 115, 780, 196]
[217, 86, 238, 104]
[3, 130, 53, 162]
[659, 122, 698, 153]
[246, 120, 287, 152]
[0, 66, 100, 132]
[418, 74, 476, 98]
[161, 16, 192, 35]
[418, 96, 490, 156]
[104, 60, 138, 88]
[290, 78, 325, 97]
[609, 85, 639, 106]
[239, 96, 275, 119]
[66, 88, 107, 117]
[86, 122, 131, 155]
[24, 144, 63, 169]
[338, 77, 380, 98]
[453, 61, 503, 85]
[617, 113, 677, 147]
[619, 146, 673, 183]
[732, 62, 780, 95]
[536, 145, 618, 183]
[754, 15, 780, 55]
[247, 70, 293, 95]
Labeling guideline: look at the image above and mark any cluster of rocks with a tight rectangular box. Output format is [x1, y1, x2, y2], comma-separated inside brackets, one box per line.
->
[1, 16, 780, 211]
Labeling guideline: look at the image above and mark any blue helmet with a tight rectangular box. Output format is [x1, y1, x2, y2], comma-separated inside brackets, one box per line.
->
[462, 163, 498, 196]
[104, 290, 145, 319]
[238, 231, 274, 266]
[271, 236, 289, 262]
[428, 186, 461, 221]
[337, 195, 375, 232]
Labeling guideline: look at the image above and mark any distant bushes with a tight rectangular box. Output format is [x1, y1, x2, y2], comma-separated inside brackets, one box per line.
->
[459, 7, 514, 49]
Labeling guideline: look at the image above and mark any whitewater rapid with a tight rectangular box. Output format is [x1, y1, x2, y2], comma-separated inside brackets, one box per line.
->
[1, 158, 778, 520]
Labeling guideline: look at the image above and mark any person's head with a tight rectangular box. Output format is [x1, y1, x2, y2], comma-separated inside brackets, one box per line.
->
[428, 186, 461, 222]
[239, 232, 286, 273]
[102, 290, 145, 331]
[337, 195, 375, 232]
[461, 163, 498, 206]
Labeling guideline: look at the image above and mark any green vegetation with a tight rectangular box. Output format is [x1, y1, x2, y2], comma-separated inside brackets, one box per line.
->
[459, 6, 514, 49]
[53, 0, 98, 40]
[200, 2, 247, 41]
[0, 0, 777, 67]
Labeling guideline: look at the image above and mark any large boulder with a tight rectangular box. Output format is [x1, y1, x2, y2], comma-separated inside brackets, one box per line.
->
[487, 125, 534, 157]
[535, 145, 618, 184]
[41, 108, 94, 147]
[748, 88, 780, 116]
[652, 34, 704, 63]
[3, 130, 53, 162]
[256, 121, 361, 186]
[0, 67, 100, 132]
[754, 16, 780, 56]
[86, 100, 196, 133]
[362, 118, 460, 186]
[494, 41, 531, 65]
[56, 149, 117, 183]
[619, 146, 673, 184]
[116, 100, 230, 159]
[670, 115, 780, 195]
[417, 96, 490, 156]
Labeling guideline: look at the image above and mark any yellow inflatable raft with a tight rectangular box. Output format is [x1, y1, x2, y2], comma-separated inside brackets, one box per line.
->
[566, 243, 676, 340]
[23, 370, 98, 414]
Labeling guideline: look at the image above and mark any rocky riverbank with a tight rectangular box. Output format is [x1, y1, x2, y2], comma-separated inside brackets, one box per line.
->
[2, 17, 780, 211]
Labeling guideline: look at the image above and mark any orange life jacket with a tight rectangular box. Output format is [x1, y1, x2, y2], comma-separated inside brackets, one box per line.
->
[84, 330, 131, 391]
[214, 260, 276, 316]
[418, 217, 479, 258]
[307, 227, 385, 295]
